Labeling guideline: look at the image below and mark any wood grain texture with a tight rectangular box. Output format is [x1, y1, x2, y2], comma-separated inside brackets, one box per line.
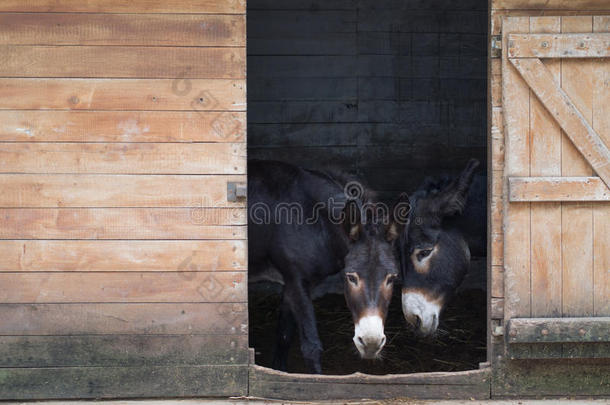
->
[0, 334, 249, 367]
[529, 17, 562, 319]
[592, 19, 610, 316]
[493, 0, 610, 10]
[0, 79, 246, 111]
[0, 365, 248, 399]
[0, 272, 246, 303]
[508, 33, 610, 58]
[0, 143, 246, 174]
[509, 177, 610, 201]
[0, 111, 246, 142]
[507, 317, 610, 343]
[0, 174, 246, 208]
[0, 0, 246, 14]
[0, 303, 247, 335]
[0, 46, 245, 79]
[249, 365, 491, 401]
[510, 57, 610, 188]
[561, 16, 595, 318]
[0, 13, 245, 46]
[0, 208, 246, 240]
[502, 17, 531, 320]
[0, 240, 246, 271]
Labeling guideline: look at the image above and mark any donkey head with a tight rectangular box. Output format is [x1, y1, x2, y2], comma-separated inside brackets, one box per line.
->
[341, 195, 409, 358]
[399, 159, 480, 336]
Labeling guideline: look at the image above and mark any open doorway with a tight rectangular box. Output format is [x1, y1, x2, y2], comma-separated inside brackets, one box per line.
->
[247, 0, 488, 375]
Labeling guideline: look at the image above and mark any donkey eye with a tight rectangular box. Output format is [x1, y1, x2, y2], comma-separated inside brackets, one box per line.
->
[346, 274, 358, 286]
[417, 249, 433, 261]
[386, 274, 397, 286]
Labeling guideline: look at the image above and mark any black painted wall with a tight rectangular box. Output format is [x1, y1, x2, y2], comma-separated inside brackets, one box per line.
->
[247, 0, 487, 202]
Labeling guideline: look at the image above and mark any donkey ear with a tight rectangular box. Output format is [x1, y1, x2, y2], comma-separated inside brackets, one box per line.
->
[436, 159, 479, 217]
[386, 192, 411, 242]
[342, 199, 362, 241]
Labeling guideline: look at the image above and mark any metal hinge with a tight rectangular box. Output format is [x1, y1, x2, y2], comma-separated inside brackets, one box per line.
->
[227, 182, 247, 202]
[491, 35, 502, 58]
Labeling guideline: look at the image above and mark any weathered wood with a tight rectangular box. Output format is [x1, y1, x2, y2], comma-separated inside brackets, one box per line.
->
[0, 334, 249, 367]
[249, 365, 491, 400]
[508, 33, 610, 58]
[507, 317, 610, 344]
[510, 57, 610, 189]
[0, 240, 246, 271]
[0, 111, 246, 143]
[529, 17, 562, 324]
[491, 298, 505, 319]
[509, 177, 610, 201]
[508, 343, 610, 359]
[502, 17, 531, 320]
[560, 16, 596, 318]
[0, 46, 245, 79]
[0, 79, 246, 111]
[0, 14, 245, 46]
[0, 143, 246, 174]
[492, 0, 610, 10]
[491, 265, 505, 298]
[493, 359, 610, 397]
[0, 0, 246, 13]
[0, 208, 246, 240]
[0, 303, 247, 335]
[0, 365, 248, 399]
[0, 174, 246, 207]
[0, 272, 246, 303]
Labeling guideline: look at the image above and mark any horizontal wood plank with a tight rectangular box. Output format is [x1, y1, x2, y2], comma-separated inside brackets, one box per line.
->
[0, 14, 245, 46]
[0, 111, 246, 142]
[0, 0, 246, 14]
[0, 303, 247, 335]
[0, 240, 246, 271]
[0, 143, 246, 174]
[0, 79, 246, 111]
[249, 365, 490, 400]
[0, 365, 248, 399]
[0, 272, 246, 303]
[492, 0, 610, 10]
[509, 177, 610, 201]
[0, 174, 246, 207]
[508, 33, 610, 58]
[0, 208, 246, 239]
[507, 317, 610, 343]
[0, 46, 245, 79]
[0, 335, 248, 367]
[510, 57, 610, 188]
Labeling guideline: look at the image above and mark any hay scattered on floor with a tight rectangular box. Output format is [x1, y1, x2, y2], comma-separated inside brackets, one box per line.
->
[249, 285, 486, 375]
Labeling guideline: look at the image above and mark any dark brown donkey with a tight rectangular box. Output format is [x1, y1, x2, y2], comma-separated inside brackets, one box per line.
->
[248, 160, 408, 373]
[398, 159, 481, 336]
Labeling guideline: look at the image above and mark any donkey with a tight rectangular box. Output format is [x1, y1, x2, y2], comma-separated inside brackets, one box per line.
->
[248, 160, 407, 373]
[398, 159, 482, 336]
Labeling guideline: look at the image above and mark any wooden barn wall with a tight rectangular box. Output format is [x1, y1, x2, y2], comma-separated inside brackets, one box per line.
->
[0, 1, 248, 399]
[247, 0, 488, 202]
[488, 0, 610, 397]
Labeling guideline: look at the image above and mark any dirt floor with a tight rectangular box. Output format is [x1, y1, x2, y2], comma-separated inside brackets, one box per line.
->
[249, 284, 486, 375]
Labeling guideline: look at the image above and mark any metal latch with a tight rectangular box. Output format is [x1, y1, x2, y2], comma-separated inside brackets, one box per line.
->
[227, 182, 247, 202]
[491, 35, 502, 58]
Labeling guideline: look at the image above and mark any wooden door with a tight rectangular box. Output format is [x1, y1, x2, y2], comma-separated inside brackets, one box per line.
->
[0, 1, 247, 399]
[502, 15, 609, 359]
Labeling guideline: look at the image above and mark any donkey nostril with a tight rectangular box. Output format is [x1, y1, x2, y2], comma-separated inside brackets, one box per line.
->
[358, 337, 365, 346]
[414, 315, 422, 329]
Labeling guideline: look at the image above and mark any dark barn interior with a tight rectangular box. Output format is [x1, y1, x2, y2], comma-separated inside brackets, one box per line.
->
[247, 0, 488, 374]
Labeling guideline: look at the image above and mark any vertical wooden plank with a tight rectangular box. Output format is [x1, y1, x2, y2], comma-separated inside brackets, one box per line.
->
[592, 16, 610, 317]
[529, 17, 562, 318]
[561, 16, 595, 317]
[502, 17, 532, 321]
